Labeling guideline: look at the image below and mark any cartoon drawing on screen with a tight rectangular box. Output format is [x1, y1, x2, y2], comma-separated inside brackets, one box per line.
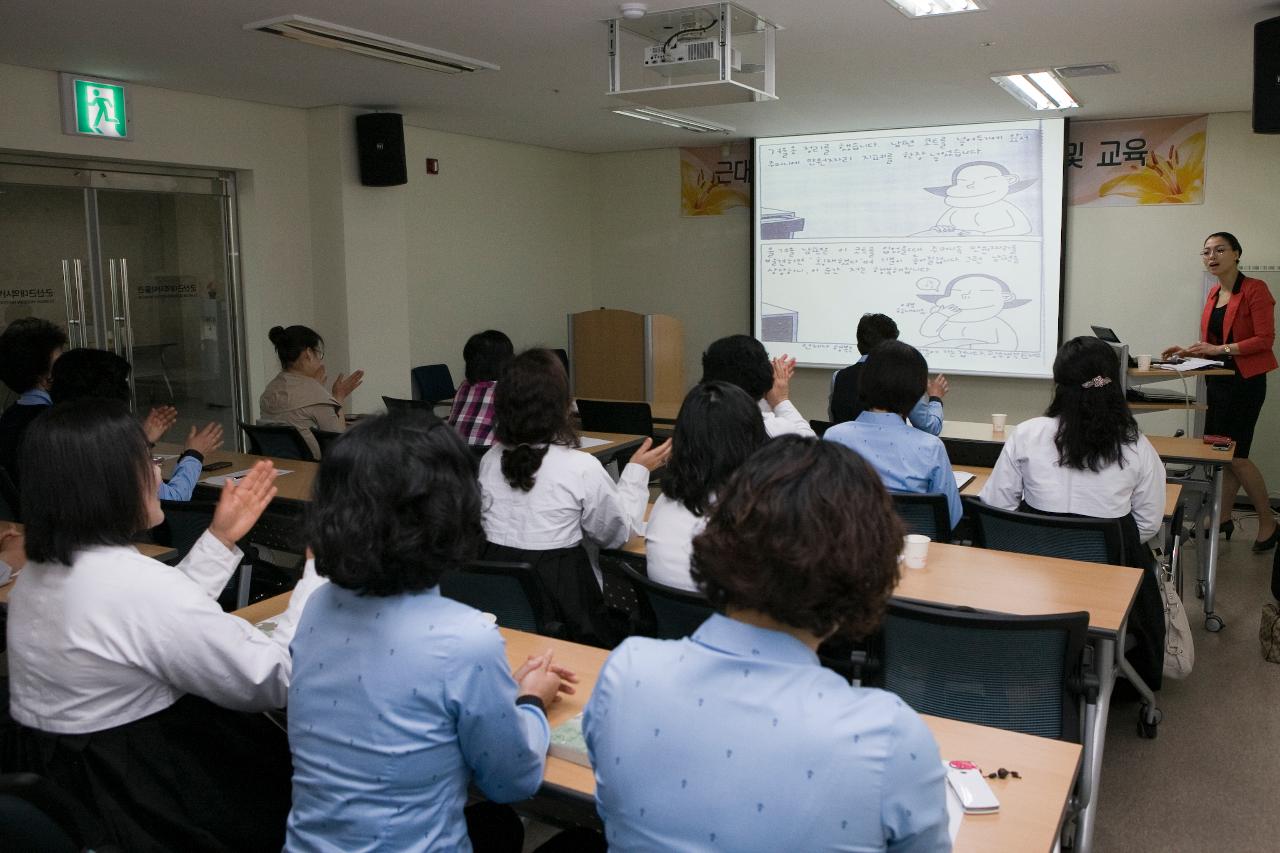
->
[916, 274, 1030, 351]
[913, 162, 1036, 236]
[761, 302, 799, 341]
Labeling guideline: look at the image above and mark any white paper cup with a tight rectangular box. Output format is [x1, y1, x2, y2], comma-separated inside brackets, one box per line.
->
[480, 612, 498, 624]
[991, 413, 1007, 432]
[902, 534, 930, 569]
[1136, 354, 1153, 371]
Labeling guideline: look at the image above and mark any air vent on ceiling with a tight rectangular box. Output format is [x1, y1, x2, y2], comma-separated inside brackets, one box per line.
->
[1055, 63, 1119, 78]
[244, 15, 499, 74]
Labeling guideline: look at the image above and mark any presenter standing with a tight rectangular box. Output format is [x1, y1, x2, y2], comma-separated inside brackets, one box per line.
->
[1163, 232, 1278, 551]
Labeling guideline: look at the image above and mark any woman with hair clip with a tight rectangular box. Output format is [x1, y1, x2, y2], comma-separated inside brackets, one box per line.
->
[478, 348, 670, 646]
[259, 324, 365, 459]
[1162, 232, 1278, 551]
[980, 335, 1167, 688]
[5, 398, 323, 851]
[642, 381, 767, 591]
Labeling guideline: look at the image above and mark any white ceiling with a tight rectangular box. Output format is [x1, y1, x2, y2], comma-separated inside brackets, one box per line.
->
[0, 0, 1275, 153]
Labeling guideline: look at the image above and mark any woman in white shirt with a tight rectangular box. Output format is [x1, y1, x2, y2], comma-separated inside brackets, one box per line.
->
[979, 335, 1166, 688]
[478, 348, 670, 646]
[6, 398, 321, 851]
[641, 381, 766, 591]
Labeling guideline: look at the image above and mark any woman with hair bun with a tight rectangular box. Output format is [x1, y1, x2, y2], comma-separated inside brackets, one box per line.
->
[478, 348, 670, 646]
[980, 335, 1166, 688]
[259, 325, 364, 459]
[1162, 232, 1277, 551]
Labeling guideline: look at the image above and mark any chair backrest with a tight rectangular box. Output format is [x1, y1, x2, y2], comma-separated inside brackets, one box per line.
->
[891, 491, 951, 540]
[311, 428, 344, 458]
[576, 399, 654, 437]
[965, 497, 1125, 565]
[439, 560, 548, 634]
[551, 348, 570, 377]
[0, 772, 91, 853]
[242, 501, 309, 556]
[0, 466, 19, 522]
[154, 499, 220, 563]
[603, 550, 713, 640]
[240, 422, 315, 461]
[942, 437, 1003, 468]
[411, 364, 457, 403]
[809, 419, 832, 438]
[878, 600, 1089, 742]
[382, 395, 437, 413]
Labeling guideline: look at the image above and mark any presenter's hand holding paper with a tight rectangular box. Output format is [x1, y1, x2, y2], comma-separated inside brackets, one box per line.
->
[765, 354, 797, 408]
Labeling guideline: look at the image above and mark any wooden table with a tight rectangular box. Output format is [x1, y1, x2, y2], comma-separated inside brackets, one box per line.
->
[579, 431, 646, 462]
[0, 522, 177, 604]
[157, 444, 319, 503]
[234, 592, 1080, 852]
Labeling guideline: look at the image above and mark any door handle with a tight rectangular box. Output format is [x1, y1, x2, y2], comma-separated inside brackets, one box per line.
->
[108, 259, 124, 357]
[61, 260, 82, 346]
[72, 259, 88, 348]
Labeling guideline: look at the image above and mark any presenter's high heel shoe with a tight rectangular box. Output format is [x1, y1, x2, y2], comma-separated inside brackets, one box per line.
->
[1220, 520, 1235, 541]
[1252, 527, 1280, 553]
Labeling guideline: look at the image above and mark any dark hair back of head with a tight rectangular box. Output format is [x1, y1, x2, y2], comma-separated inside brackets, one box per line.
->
[859, 340, 927, 417]
[268, 325, 322, 369]
[493, 348, 577, 491]
[856, 314, 899, 355]
[0, 318, 68, 394]
[662, 381, 767, 516]
[1046, 336, 1138, 472]
[309, 411, 483, 596]
[700, 335, 773, 401]
[463, 330, 515, 382]
[692, 436, 903, 641]
[21, 399, 151, 565]
[1205, 231, 1242, 256]
[50, 349, 131, 404]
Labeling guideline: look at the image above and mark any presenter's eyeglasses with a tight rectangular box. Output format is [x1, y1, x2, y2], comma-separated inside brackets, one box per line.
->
[1200, 247, 1233, 257]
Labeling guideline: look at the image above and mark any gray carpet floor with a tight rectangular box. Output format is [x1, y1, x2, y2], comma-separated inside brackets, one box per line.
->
[1094, 512, 1280, 852]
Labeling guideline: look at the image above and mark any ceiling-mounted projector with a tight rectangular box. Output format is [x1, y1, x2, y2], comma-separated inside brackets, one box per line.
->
[643, 39, 741, 75]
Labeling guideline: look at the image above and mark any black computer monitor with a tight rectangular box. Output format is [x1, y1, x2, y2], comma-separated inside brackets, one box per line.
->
[1090, 325, 1121, 344]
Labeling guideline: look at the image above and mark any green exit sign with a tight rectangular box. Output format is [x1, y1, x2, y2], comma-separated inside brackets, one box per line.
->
[59, 73, 130, 140]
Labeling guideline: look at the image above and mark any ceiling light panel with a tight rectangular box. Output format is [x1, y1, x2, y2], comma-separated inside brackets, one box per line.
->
[611, 106, 734, 133]
[883, 0, 986, 19]
[245, 15, 499, 74]
[991, 69, 1080, 111]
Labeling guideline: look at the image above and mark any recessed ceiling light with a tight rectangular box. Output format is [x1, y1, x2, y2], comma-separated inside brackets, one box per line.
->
[884, 0, 986, 18]
[991, 69, 1080, 110]
[611, 106, 734, 133]
[245, 15, 499, 74]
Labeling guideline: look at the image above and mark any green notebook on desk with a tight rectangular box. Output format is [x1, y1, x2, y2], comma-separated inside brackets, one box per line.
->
[548, 713, 590, 767]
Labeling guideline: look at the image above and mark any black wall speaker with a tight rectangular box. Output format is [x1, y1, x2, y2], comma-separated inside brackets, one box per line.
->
[356, 112, 408, 186]
[1254, 16, 1280, 133]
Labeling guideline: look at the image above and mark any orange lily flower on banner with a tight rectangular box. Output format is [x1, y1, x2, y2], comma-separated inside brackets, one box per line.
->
[681, 159, 750, 216]
[1098, 132, 1205, 204]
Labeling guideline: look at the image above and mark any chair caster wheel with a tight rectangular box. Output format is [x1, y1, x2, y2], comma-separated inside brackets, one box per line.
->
[1137, 704, 1161, 739]
[1204, 614, 1224, 632]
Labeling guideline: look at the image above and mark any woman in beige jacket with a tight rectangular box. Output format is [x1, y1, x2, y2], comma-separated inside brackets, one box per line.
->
[258, 325, 364, 459]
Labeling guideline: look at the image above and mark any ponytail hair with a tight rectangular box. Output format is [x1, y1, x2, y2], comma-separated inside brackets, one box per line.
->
[493, 348, 578, 491]
[268, 325, 322, 369]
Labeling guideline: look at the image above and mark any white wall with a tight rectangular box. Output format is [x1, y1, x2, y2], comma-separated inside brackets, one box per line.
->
[588, 114, 1280, 495]
[0, 61, 315, 410]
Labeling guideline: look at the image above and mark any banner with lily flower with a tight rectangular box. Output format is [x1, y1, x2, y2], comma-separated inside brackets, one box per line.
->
[680, 144, 752, 216]
[1066, 115, 1206, 206]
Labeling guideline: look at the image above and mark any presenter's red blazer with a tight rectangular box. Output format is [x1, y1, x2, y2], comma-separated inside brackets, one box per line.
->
[1200, 275, 1277, 379]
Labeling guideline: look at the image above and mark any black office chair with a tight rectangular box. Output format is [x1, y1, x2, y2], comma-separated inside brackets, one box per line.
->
[551, 348, 570, 377]
[239, 422, 315, 461]
[382, 396, 438, 414]
[150, 499, 255, 608]
[576, 399, 655, 437]
[809, 419, 832, 438]
[875, 600, 1093, 742]
[311, 428, 345, 458]
[601, 550, 713, 640]
[891, 492, 952, 541]
[965, 498, 1125, 565]
[439, 560, 562, 637]
[0, 772, 98, 853]
[0, 466, 19, 522]
[411, 364, 457, 404]
[942, 437, 1003, 468]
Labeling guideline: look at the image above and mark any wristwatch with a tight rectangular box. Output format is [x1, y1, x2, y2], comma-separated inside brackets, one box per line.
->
[1222, 344, 1231, 356]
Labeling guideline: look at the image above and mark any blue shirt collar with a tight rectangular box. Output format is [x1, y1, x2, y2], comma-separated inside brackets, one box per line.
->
[855, 410, 909, 426]
[691, 612, 820, 667]
[17, 388, 52, 406]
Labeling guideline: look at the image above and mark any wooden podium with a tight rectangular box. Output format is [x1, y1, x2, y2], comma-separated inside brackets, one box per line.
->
[568, 309, 684, 405]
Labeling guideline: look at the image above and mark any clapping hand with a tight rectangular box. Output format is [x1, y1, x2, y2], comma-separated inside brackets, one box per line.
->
[0, 528, 27, 574]
[142, 406, 178, 444]
[208, 461, 277, 550]
[926, 374, 949, 399]
[332, 370, 365, 403]
[765, 354, 797, 408]
[184, 423, 225, 457]
[513, 650, 579, 707]
[630, 437, 673, 472]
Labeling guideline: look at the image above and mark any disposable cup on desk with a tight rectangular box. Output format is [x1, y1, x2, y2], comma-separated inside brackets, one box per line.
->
[902, 534, 930, 569]
[991, 413, 1007, 433]
[1136, 354, 1153, 371]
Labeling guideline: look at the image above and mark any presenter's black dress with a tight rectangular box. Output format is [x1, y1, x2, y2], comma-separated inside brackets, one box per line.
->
[1204, 303, 1267, 458]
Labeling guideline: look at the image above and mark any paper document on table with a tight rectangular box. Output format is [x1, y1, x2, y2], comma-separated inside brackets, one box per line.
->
[203, 468, 293, 487]
[1157, 358, 1223, 372]
[944, 774, 963, 843]
[579, 436, 612, 449]
[954, 471, 976, 490]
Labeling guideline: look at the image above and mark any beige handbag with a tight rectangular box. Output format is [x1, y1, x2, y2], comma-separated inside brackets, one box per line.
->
[1260, 604, 1280, 665]
[1158, 564, 1194, 679]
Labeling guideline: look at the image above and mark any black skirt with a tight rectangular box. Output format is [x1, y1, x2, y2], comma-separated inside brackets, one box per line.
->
[2, 694, 292, 852]
[1204, 370, 1267, 458]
